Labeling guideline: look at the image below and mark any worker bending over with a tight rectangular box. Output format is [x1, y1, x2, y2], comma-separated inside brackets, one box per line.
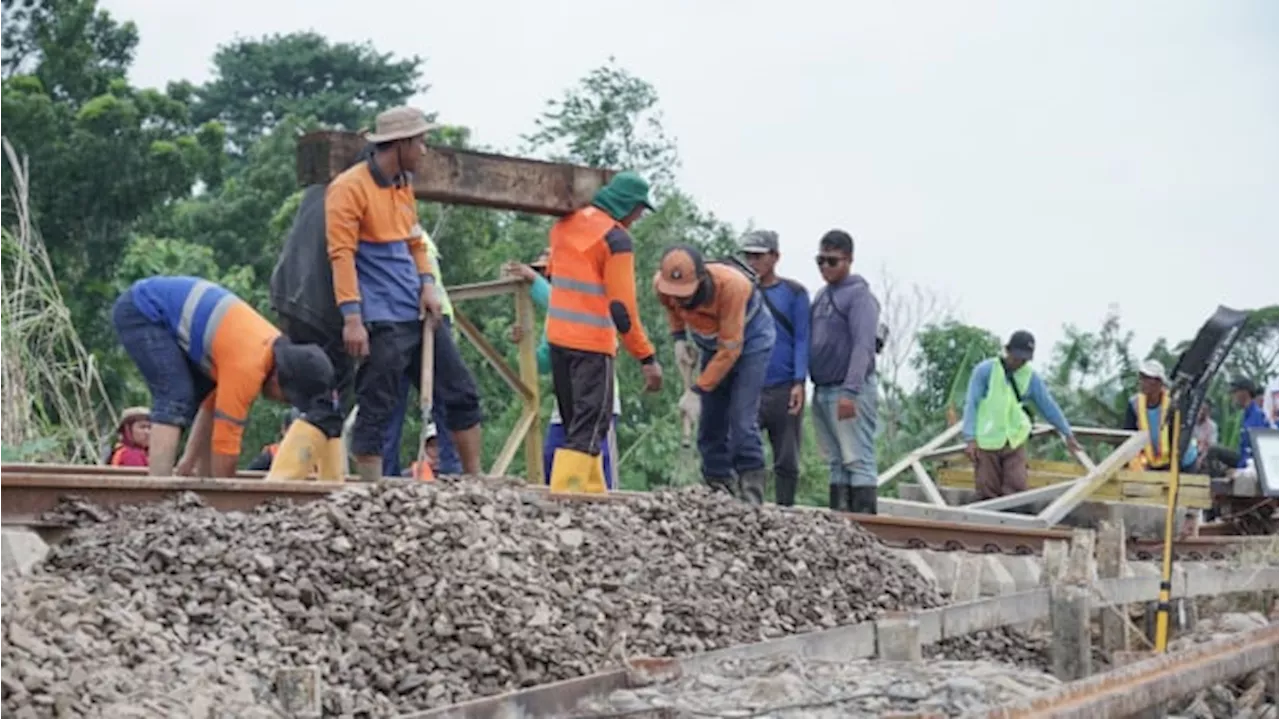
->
[326, 106, 483, 482]
[654, 245, 776, 504]
[546, 171, 663, 493]
[111, 276, 334, 478]
[961, 330, 1080, 499]
[1121, 360, 1197, 471]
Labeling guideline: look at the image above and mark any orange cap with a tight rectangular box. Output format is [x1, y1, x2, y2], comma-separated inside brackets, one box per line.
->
[655, 247, 700, 298]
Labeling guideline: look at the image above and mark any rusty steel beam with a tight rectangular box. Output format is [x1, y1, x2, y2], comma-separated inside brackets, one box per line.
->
[986, 623, 1279, 719]
[0, 473, 343, 524]
[296, 131, 615, 216]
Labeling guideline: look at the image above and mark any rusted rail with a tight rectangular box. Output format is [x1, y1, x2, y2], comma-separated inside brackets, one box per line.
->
[987, 623, 1279, 718]
[0, 465, 1264, 560]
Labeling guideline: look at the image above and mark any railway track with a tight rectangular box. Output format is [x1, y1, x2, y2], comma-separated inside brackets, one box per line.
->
[1, 464, 1271, 562]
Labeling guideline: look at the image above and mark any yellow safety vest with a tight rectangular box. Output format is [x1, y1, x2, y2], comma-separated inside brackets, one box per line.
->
[1135, 392, 1171, 469]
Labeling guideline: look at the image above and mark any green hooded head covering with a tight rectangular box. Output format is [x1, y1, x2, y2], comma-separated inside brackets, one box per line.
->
[591, 171, 654, 221]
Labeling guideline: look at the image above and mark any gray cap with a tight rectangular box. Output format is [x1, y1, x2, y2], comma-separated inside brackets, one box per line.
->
[740, 229, 779, 254]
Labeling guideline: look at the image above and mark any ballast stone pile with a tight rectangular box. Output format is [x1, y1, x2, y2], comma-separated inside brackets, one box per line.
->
[3, 481, 1045, 717]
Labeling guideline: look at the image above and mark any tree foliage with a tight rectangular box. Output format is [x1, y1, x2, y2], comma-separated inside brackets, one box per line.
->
[1, 4, 1275, 497]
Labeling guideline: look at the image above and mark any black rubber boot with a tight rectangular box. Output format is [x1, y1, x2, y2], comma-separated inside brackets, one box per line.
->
[739, 468, 766, 506]
[849, 486, 879, 515]
[828, 484, 849, 511]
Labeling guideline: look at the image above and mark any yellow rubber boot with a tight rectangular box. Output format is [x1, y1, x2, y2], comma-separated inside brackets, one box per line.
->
[549, 448, 596, 494]
[265, 419, 325, 481]
[583, 452, 607, 494]
[315, 438, 345, 483]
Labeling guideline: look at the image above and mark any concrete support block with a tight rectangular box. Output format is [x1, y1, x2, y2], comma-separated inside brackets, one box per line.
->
[876, 614, 922, 662]
[1127, 562, 1161, 579]
[979, 555, 1017, 597]
[1042, 539, 1068, 585]
[1002, 555, 1043, 592]
[1097, 519, 1130, 656]
[275, 666, 321, 718]
[951, 555, 983, 601]
[1, 528, 49, 576]
[917, 549, 958, 591]
[894, 550, 938, 588]
[1050, 583, 1093, 681]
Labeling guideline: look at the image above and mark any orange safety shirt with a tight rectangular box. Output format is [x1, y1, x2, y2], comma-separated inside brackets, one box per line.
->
[128, 277, 280, 458]
[325, 159, 432, 323]
[657, 264, 756, 392]
[545, 206, 654, 361]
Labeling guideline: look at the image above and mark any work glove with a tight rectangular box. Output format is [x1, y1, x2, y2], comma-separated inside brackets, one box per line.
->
[673, 340, 699, 386]
[678, 387, 701, 421]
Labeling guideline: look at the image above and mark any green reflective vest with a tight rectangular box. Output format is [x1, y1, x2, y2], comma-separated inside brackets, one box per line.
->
[976, 359, 1034, 451]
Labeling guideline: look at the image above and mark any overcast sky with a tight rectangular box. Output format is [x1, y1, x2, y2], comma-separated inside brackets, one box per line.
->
[103, 0, 1278, 367]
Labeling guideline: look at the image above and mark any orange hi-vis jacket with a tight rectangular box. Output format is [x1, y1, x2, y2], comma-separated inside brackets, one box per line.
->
[546, 206, 655, 361]
[657, 263, 758, 392]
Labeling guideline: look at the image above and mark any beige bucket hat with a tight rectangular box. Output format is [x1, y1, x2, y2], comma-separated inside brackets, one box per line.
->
[364, 106, 438, 143]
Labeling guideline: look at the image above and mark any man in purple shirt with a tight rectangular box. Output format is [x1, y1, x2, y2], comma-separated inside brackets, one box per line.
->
[808, 229, 881, 514]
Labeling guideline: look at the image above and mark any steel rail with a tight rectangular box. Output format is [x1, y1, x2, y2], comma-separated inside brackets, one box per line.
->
[986, 623, 1279, 718]
[0, 468, 1264, 561]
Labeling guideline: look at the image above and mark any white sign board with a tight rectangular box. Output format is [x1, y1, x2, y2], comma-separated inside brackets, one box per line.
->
[1250, 428, 1279, 498]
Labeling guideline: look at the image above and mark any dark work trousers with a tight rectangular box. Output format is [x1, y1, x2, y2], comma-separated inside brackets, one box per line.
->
[277, 314, 352, 439]
[698, 348, 770, 480]
[758, 383, 803, 506]
[549, 345, 614, 457]
[973, 443, 1029, 499]
[350, 320, 483, 458]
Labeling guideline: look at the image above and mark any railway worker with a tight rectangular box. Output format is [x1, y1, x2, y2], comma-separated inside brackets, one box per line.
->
[110, 276, 335, 479]
[739, 229, 811, 507]
[1201, 377, 1272, 482]
[961, 330, 1081, 500]
[653, 245, 776, 504]
[106, 407, 151, 467]
[1121, 360, 1198, 471]
[505, 250, 622, 489]
[545, 171, 663, 493]
[324, 106, 483, 482]
[809, 230, 882, 514]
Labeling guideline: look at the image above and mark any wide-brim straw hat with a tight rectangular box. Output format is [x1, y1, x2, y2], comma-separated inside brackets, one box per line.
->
[364, 106, 438, 144]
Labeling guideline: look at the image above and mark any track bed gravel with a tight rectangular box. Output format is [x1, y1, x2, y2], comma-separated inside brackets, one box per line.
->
[2, 479, 1046, 717]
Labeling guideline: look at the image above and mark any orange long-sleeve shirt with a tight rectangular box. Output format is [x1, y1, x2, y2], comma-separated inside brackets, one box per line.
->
[546, 207, 655, 362]
[325, 160, 431, 323]
[657, 264, 753, 392]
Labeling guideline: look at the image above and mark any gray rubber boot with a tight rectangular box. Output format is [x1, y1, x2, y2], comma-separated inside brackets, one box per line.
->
[739, 468, 766, 506]
[704, 475, 737, 497]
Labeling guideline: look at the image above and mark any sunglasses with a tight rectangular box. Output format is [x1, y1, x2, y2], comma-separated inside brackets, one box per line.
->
[815, 254, 845, 268]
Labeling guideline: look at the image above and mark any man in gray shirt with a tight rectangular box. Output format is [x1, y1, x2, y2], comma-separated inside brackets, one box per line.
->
[809, 229, 882, 514]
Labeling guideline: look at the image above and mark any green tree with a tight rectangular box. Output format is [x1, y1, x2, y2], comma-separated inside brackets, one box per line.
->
[524, 56, 681, 191]
[193, 32, 424, 155]
[912, 321, 1001, 417]
[1, 0, 222, 367]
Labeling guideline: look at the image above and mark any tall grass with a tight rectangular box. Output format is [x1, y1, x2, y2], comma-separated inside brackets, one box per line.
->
[1, 137, 115, 463]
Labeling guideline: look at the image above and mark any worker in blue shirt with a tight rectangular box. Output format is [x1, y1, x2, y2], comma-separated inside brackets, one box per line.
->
[1230, 377, 1271, 468]
[739, 230, 810, 506]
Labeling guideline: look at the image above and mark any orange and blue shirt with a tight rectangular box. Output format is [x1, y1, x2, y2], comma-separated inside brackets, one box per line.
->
[325, 159, 432, 323]
[130, 276, 279, 458]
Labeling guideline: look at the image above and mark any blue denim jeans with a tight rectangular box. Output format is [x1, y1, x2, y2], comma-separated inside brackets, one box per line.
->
[698, 348, 770, 479]
[111, 289, 213, 428]
[543, 419, 616, 489]
[812, 376, 879, 487]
